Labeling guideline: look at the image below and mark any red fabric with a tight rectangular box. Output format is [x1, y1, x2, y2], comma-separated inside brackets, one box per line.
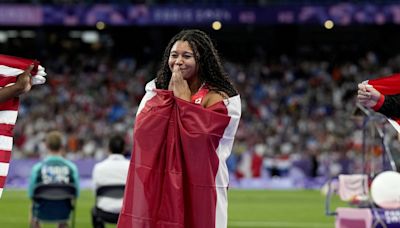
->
[118, 90, 231, 228]
[0, 76, 19, 112]
[0, 176, 5, 188]
[0, 100, 18, 111]
[0, 54, 39, 75]
[0, 124, 15, 137]
[0, 150, 11, 164]
[251, 154, 263, 177]
[0, 76, 17, 87]
[368, 74, 400, 95]
[372, 94, 385, 111]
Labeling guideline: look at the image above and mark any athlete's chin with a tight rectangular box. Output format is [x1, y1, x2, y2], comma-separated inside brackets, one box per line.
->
[182, 73, 196, 81]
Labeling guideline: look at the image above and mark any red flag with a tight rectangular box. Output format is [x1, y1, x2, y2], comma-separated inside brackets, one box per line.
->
[0, 54, 46, 197]
[368, 74, 400, 95]
[118, 80, 241, 228]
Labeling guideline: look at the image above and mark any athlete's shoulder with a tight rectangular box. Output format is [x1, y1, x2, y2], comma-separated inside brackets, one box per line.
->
[203, 90, 227, 108]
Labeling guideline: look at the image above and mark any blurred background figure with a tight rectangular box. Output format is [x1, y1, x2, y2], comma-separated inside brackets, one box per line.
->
[28, 130, 80, 228]
[91, 134, 129, 228]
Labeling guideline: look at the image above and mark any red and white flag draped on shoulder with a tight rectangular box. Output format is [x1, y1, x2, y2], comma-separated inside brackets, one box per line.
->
[118, 80, 241, 228]
[0, 54, 46, 197]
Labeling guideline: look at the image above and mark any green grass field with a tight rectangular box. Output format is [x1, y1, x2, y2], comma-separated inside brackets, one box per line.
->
[0, 189, 346, 228]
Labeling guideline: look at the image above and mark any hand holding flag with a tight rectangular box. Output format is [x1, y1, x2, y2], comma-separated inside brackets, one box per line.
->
[357, 82, 381, 108]
[15, 64, 34, 94]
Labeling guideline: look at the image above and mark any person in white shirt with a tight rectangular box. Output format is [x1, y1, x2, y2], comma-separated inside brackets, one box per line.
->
[91, 134, 129, 228]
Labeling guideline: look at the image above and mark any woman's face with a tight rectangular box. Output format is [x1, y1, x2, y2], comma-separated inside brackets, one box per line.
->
[168, 40, 198, 81]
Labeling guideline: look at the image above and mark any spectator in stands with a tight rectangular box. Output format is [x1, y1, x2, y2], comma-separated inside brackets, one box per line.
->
[28, 130, 80, 228]
[91, 134, 129, 228]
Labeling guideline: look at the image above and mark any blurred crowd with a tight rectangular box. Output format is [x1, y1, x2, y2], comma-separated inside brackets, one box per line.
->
[228, 51, 400, 179]
[6, 31, 400, 180]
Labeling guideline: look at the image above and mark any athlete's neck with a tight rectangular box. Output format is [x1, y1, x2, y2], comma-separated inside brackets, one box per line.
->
[188, 78, 203, 96]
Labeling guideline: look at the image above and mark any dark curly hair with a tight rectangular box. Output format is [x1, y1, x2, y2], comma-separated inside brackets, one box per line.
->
[155, 29, 238, 97]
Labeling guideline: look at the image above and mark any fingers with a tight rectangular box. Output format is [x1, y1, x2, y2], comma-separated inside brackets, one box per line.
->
[25, 64, 34, 74]
[365, 85, 378, 93]
[28, 64, 34, 70]
[357, 81, 381, 108]
[357, 85, 381, 109]
[357, 83, 380, 98]
[173, 64, 180, 72]
[357, 88, 373, 103]
[357, 86, 369, 97]
[19, 64, 34, 79]
[172, 65, 183, 79]
[168, 66, 180, 91]
[358, 83, 370, 92]
[168, 75, 174, 91]
[169, 64, 186, 89]
[357, 94, 370, 101]
[171, 65, 184, 82]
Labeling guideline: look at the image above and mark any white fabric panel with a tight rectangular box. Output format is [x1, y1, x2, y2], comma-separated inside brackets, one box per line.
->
[215, 95, 241, 228]
[136, 80, 157, 116]
[0, 110, 18, 125]
[0, 135, 13, 151]
[215, 187, 228, 228]
[215, 95, 241, 187]
[0, 65, 23, 77]
[0, 162, 9, 176]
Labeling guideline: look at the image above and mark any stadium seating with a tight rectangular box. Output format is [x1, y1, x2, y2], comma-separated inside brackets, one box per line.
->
[32, 183, 78, 228]
[92, 185, 125, 226]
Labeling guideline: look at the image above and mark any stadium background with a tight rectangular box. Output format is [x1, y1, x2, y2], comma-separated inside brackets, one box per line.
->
[1, 0, 400, 227]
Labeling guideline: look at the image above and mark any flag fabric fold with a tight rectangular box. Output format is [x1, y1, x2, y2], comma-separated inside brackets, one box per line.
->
[0, 54, 46, 197]
[118, 80, 241, 228]
[368, 74, 400, 95]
